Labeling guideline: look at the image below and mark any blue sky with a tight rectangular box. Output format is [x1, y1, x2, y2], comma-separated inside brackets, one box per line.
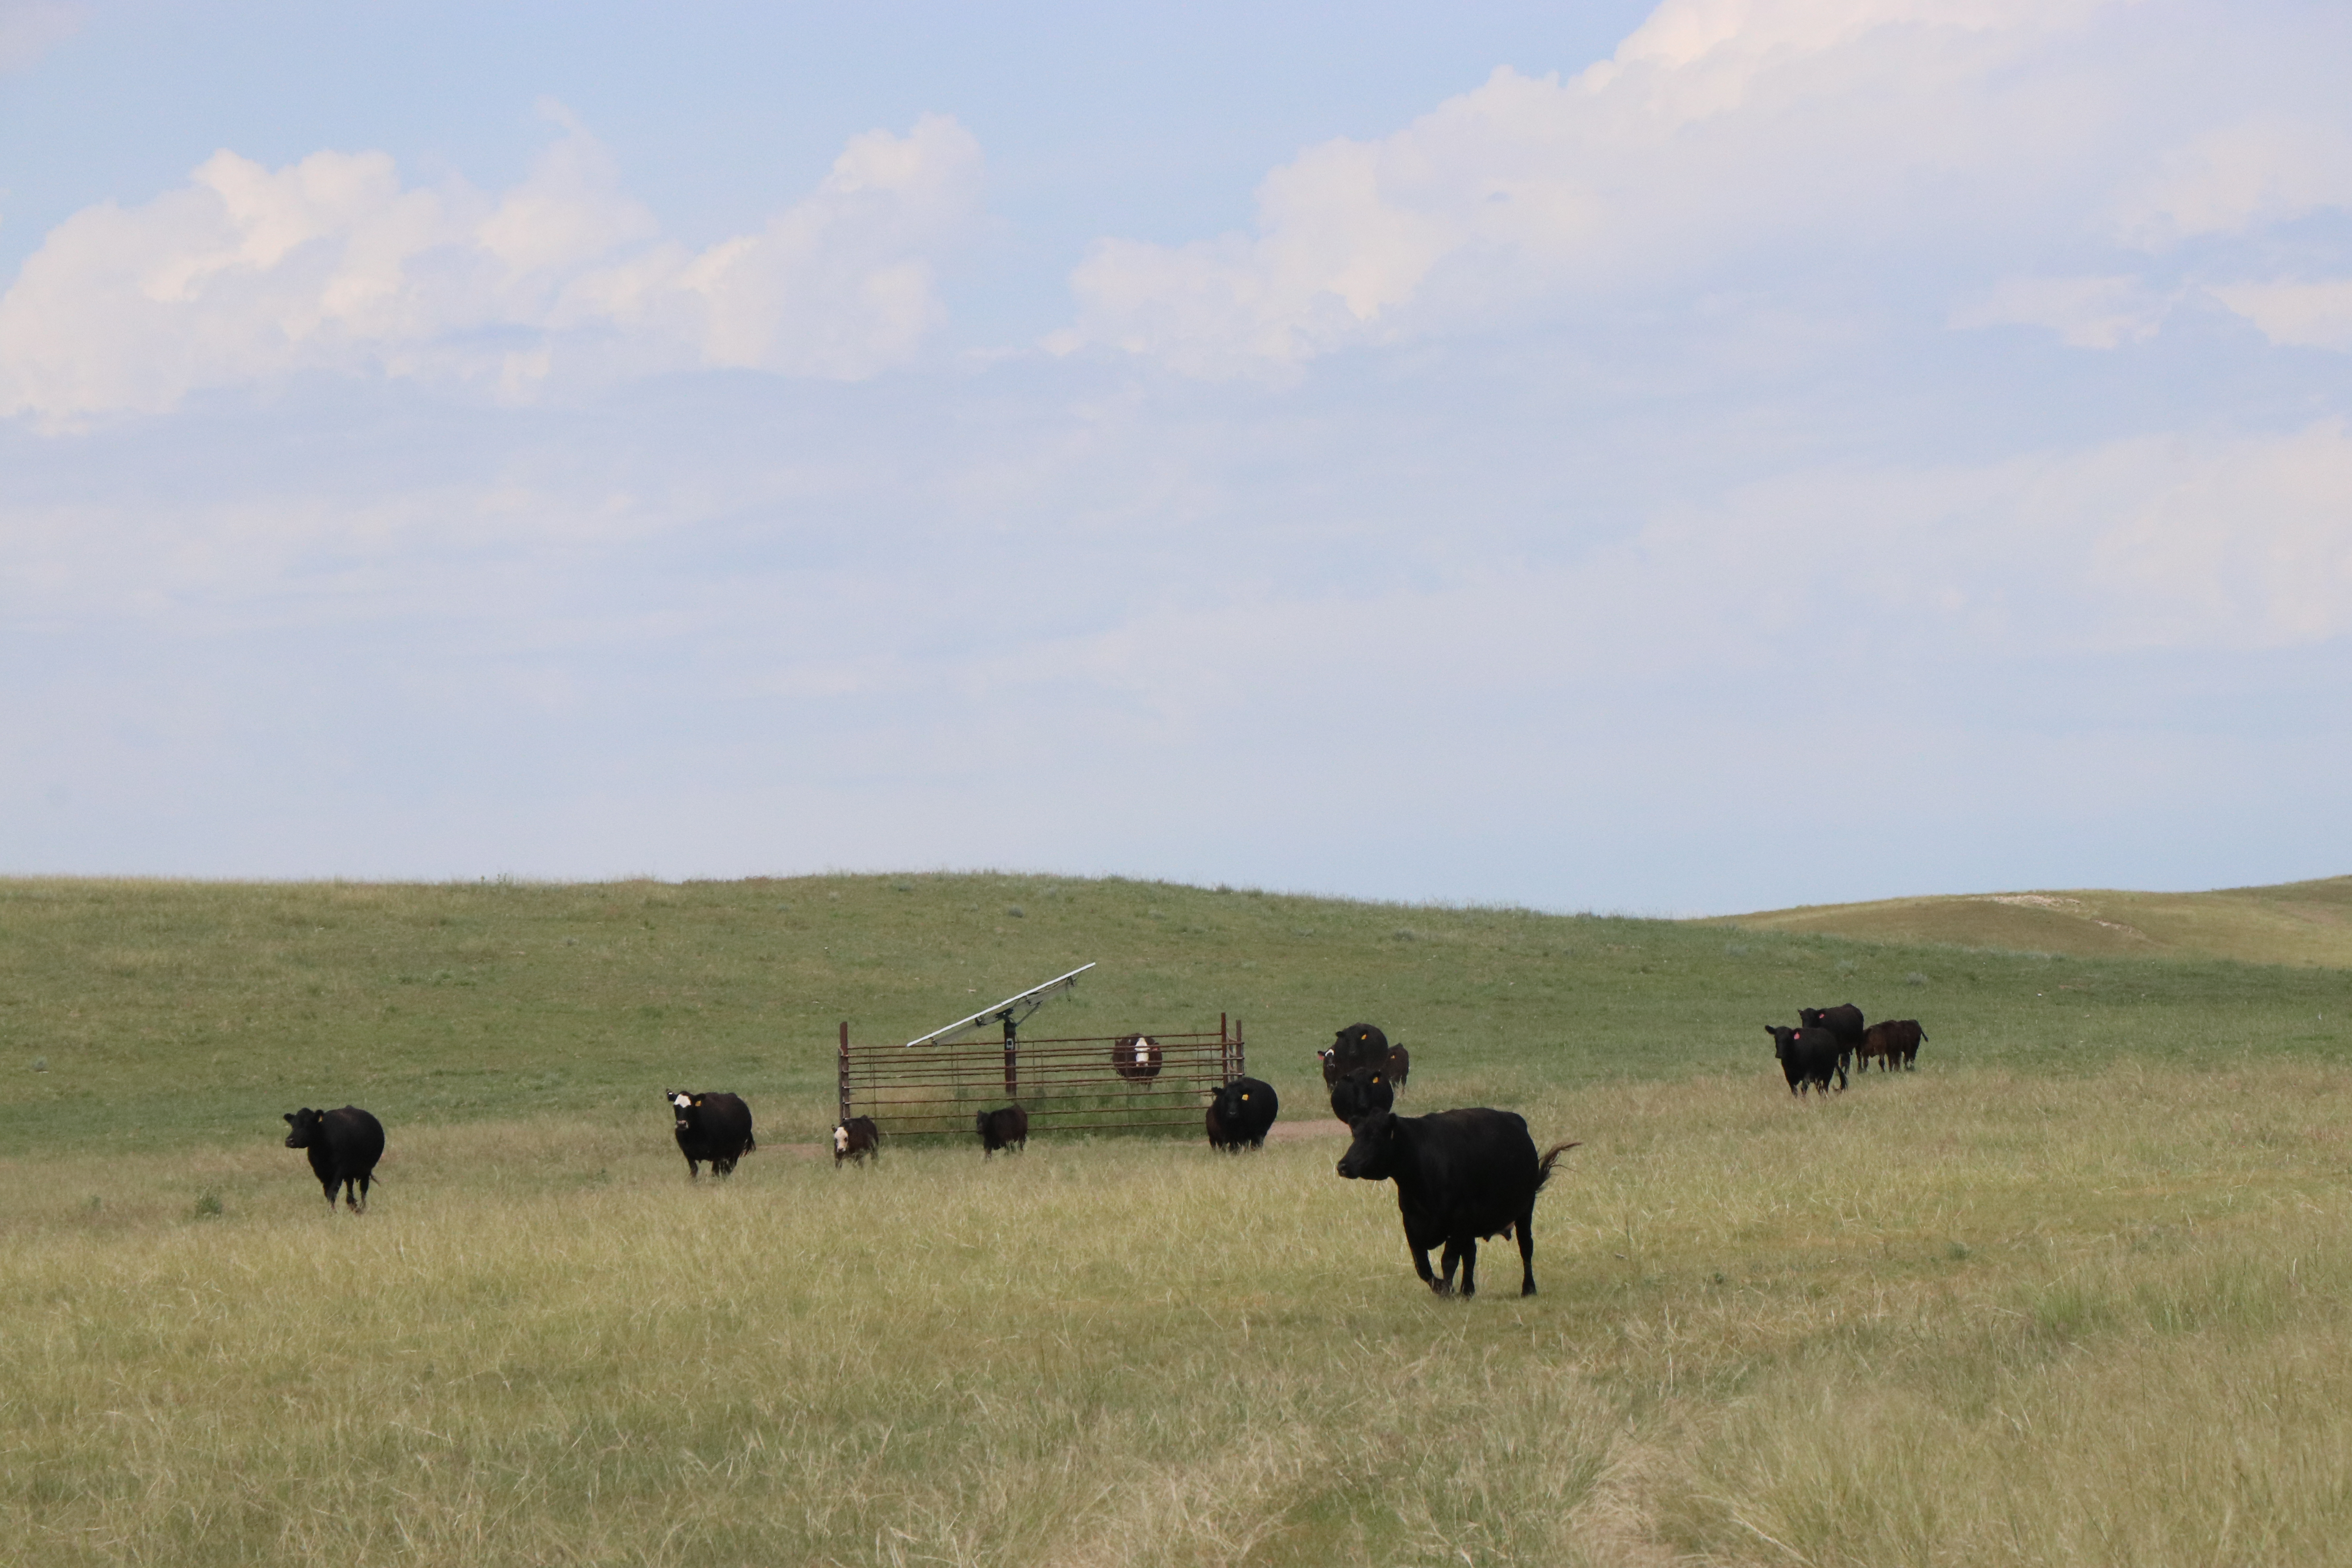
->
[4, 0, 2349, 913]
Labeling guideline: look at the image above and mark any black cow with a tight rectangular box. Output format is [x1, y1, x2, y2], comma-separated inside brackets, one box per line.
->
[283, 1106, 385, 1211]
[1328, 1065, 1394, 1124]
[1328, 1023, 1389, 1076]
[1113, 1034, 1163, 1081]
[1766, 1026, 1847, 1096]
[1382, 1045, 1411, 1087]
[833, 1115, 880, 1166]
[977, 1105, 1028, 1156]
[1800, 1004, 1866, 1070]
[1877, 1018, 1926, 1070]
[1336, 1108, 1579, 1298]
[667, 1089, 756, 1178]
[1206, 1077, 1278, 1150]
[1318, 1049, 1342, 1087]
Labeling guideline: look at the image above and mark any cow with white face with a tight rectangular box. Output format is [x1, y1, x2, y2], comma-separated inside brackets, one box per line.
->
[1112, 1033, 1163, 1081]
[664, 1089, 755, 1178]
[833, 1115, 879, 1166]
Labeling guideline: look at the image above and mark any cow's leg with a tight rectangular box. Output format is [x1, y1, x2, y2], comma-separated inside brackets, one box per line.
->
[1437, 1240, 1462, 1295]
[1517, 1210, 1539, 1296]
[1410, 1244, 1439, 1292]
[1458, 1238, 1480, 1298]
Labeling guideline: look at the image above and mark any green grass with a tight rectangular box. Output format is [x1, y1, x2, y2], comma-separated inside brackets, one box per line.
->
[5, 872, 2347, 1158]
[4, 871, 2352, 1564]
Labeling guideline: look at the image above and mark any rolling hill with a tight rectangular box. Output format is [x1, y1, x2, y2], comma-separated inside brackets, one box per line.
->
[1706, 874, 2352, 966]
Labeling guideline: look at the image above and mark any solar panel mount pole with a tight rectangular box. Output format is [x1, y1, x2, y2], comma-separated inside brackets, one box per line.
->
[1003, 1011, 1018, 1099]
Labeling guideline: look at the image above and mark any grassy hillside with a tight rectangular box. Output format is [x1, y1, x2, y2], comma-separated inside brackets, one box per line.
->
[6, 872, 2352, 1564]
[3, 872, 2347, 1158]
[1710, 874, 2352, 966]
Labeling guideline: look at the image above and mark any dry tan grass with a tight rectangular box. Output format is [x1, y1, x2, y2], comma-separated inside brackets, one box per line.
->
[1710, 873, 2352, 966]
[5, 1062, 2351, 1564]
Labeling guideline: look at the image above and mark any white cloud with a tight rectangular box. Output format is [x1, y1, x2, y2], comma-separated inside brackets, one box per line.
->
[1066, 0, 2127, 376]
[0, 110, 983, 424]
[2209, 277, 2352, 352]
[1613, 420, 2352, 654]
[0, 0, 79, 72]
[1951, 274, 2172, 348]
[2084, 421, 2352, 646]
[2110, 120, 2352, 247]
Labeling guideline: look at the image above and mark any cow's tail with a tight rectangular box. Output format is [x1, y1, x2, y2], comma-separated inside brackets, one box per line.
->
[743, 1131, 758, 1153]
[1531, 1141, 1583, 1197]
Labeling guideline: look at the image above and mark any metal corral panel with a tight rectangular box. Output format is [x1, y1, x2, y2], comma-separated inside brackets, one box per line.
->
[837, 1016, 1245, 1140]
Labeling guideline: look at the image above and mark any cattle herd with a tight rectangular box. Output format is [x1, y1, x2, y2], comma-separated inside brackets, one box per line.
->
[1767, 1001, 1929, 1096]
[279, 1005, 1927, 1299]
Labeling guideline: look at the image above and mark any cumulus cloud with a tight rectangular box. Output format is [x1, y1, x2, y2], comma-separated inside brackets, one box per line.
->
[0, 109, 983, 424]
[1066, 0, 2127, 375]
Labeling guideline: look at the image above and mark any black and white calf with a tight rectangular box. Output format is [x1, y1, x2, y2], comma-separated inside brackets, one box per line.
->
[833, 1115, 880, 1166]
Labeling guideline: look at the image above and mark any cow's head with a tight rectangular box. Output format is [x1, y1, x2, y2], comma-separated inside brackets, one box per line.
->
[1764, 1025, 1792, 1059]
[666, 1090, 699, 1129]
[283, 1108, 325, 1148]
[833, 1123, 850, 1154]
[1336, 1111, 1403, 1181]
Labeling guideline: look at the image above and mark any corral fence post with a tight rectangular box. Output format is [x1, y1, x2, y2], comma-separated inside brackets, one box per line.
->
[838, 1021, 851, 1128]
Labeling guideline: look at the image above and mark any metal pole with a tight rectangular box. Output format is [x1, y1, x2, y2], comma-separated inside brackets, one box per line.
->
[1003, 1013, 1019, 1099]
[1235, 1016, 1245, 1082]
[838, 1021, 851, 1126]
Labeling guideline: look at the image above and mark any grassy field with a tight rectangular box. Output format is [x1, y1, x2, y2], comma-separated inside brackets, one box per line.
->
[4, 873, 2351, 1564]
[1711, 875, 2352, 967]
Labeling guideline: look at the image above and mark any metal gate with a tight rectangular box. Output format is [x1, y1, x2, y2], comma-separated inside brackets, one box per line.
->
[836, 1015, 1245, 1140]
